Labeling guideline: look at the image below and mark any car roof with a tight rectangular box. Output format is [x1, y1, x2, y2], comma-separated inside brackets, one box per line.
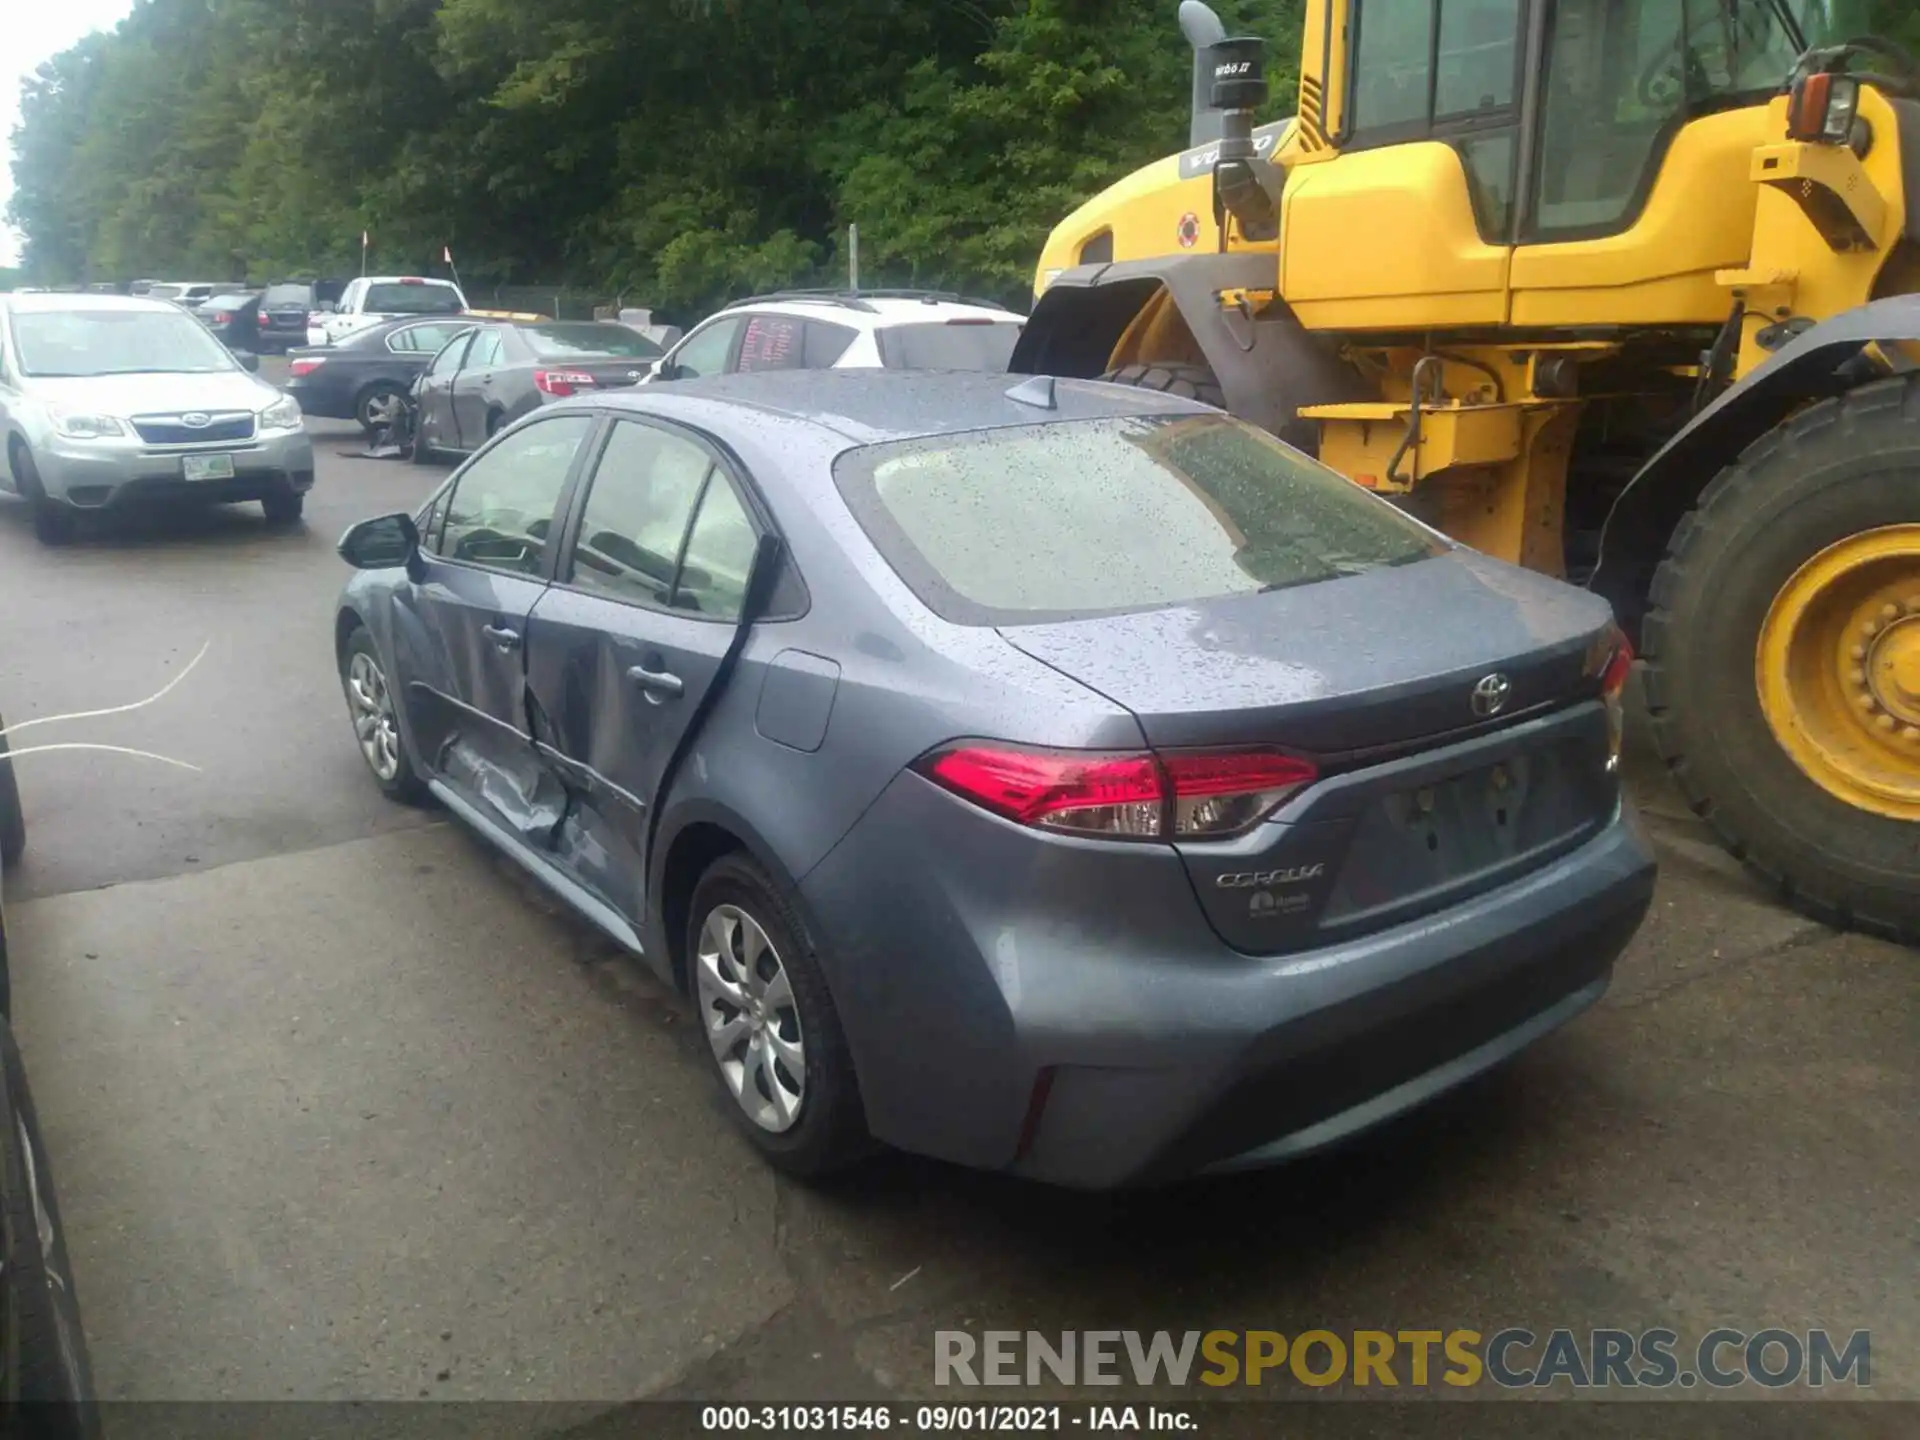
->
[0, 292, 197, 315]
[723, 294, 1018, 329]
[583, 367, 1208, 446]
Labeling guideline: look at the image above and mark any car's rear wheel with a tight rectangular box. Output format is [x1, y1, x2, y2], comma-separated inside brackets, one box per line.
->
[687, 854, 868, 1178]
[0, 1020, 98, 1432]
[356, 382, 408, 437]
[9, 445, 74, 548]
[340, 627, 425, 803]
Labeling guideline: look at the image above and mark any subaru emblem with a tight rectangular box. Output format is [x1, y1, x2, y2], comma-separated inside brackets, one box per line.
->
[181, 412, 212, 429]
[1471, 673, 1511, 718]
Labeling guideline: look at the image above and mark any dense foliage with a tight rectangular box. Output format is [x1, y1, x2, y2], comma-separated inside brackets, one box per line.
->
[8, 0, 1919, 318]
[7, 0, 1301, 315]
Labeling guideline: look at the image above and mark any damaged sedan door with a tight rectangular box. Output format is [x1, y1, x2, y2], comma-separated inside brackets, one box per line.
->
[523, 417, 766, 927]
[403, 413, 597, 843]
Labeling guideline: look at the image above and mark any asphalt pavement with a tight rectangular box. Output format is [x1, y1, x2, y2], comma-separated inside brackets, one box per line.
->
[0, 389, 1911, 1417]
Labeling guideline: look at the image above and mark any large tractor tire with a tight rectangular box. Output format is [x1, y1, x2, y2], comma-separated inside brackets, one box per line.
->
[1642, 375, 1920, 943]
[1097, 361, 1227, 411]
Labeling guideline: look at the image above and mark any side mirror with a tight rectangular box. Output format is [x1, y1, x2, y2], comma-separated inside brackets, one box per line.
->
[337, 512, 420, 571]
[235, 350, 261, 373]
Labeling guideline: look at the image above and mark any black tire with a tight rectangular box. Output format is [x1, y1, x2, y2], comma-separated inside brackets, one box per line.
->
[0, 1019, 99, 1433]
[1098, 361, 1228, 411]
[354, 381, 407, 437]
[10, 446, 74, 548]
[685, 853, 869, 1179]
[339, 626, 426, 803]
[0, 713, 24, 871]
[261, 491, 305, 527]
[1643, 375, 1920, 943]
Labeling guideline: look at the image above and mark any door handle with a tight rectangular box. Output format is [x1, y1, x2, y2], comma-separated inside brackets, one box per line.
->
[482, 623, 521, 652]
[627, 663, 684, 699]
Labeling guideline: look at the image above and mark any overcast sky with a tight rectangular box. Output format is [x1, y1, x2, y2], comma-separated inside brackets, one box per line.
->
[2, 0, 137, 267]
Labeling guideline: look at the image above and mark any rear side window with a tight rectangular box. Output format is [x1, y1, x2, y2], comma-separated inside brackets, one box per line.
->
[833, 414, 1446, 624]
[804, 321, 857, 368]
[737, 313, 803, 372]
[875, 320, 1021, 372]
[523, 323, 662, 360]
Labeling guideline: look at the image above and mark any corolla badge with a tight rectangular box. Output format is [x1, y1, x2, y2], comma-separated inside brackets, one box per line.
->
[1471, 672, 1512, 717]
[1215, 863, 1325, 889]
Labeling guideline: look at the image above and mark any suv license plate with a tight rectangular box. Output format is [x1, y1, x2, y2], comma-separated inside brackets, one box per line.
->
[182, 454, 236, 482]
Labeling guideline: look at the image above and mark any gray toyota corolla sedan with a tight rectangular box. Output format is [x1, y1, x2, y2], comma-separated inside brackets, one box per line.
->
[332, 369, 1656, 1188]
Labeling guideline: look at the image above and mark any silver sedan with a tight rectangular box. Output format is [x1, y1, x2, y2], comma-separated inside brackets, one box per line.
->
[0, 293, 315, 544]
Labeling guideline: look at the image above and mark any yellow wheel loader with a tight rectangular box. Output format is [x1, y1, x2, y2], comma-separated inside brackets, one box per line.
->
[1012, 0, 1920, 943]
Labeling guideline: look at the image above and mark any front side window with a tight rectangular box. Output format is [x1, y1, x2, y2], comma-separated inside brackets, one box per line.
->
[436, 414, 595, 575]
[9, 307, 238, 378]
[1352, 0, 1435, 134]
[567, 421, 715, 607]
[833, 414, 1446, 625]
[669, 317, 745, 379]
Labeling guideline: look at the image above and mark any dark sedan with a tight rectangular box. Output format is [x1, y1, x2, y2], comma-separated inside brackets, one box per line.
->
[333, 369, 1654, 1189]
[285, 316, 479, 436]
[197, 291, 263, 352]
[256, 280, 344, 354]
[409, 320, 662, 461]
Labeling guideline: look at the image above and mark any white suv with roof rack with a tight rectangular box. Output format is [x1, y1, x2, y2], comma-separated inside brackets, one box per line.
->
[643, 290, 1024, 384]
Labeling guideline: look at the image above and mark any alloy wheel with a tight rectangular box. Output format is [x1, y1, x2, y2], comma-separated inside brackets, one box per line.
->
[345, 651, 401, 781]
[695, 904, 807, 1133]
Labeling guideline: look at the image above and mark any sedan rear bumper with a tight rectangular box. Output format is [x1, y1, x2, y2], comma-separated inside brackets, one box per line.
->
[799, 773, 1656, 1189]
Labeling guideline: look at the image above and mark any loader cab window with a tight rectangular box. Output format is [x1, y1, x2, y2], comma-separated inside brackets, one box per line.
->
[1530, 0, 1818, 240]
[1345, 0, 1525, 238]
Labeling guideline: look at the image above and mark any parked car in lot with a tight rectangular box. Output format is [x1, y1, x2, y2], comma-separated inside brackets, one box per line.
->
[285, 316, 479, 436]
[0, 713, 102, 1430]
[409, 320, 664, 460]
[0, 293, 315, 543]
[256, 280, 344, 353]
[308, 275, 468, 349]
[144, 282, 224, 313]
[646, 290, 1023, 385]
[332, 369, 1655, 1189]
[195, 290, 264, 353]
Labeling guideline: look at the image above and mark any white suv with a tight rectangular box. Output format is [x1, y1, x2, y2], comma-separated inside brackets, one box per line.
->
[645, 290, 1023, 384]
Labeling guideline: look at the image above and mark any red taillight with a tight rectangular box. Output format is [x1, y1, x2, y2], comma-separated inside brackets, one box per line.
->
[918, 742, 1317, 840]
[209, 312, 231, 324]
[534, 369, 596, 397]
[289, 357, 325, 377]
[400, 277, 426, 285]
[1601, 639, 1634, 700]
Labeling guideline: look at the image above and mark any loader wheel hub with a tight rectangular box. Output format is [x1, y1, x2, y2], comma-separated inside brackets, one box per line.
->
[1757, 524, 1920, 818]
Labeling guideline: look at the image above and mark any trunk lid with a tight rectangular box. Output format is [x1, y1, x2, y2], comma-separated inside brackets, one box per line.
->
[997, 551, 1623, 955]
[540, 358, 655, 390]
[997, 550, 1611, 756]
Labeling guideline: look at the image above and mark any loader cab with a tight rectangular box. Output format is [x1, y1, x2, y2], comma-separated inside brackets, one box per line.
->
[1276, 0, 1839, 332]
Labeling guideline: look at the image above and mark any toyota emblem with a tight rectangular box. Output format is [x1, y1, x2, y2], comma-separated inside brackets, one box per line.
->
[1471, 673, 1512, 717]
[181, 412, 212, 429]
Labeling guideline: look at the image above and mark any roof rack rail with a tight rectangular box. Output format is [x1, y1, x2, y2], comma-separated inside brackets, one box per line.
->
[721, 288, 1014, 315]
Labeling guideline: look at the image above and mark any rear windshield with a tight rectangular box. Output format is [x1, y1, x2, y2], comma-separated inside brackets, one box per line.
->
[262, 285, 312, 306]
[833, 413, 1446, 624]
[364, 282, 464, 314]
[522, 322, 662, 360]
[204, 294, 257, 310]
[147, 285, 183, 300]
[876, 320, 1021, 372]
